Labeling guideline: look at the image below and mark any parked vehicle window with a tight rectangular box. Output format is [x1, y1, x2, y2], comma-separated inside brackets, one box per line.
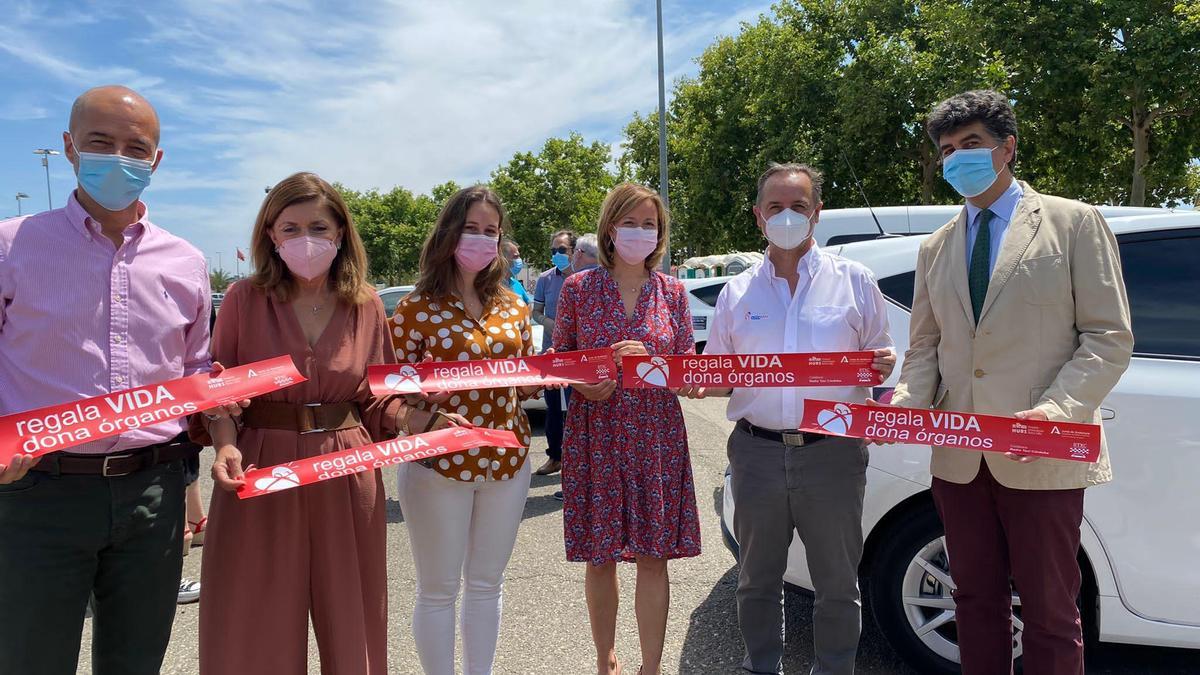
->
[380, 291, 404, 316]
[1118, 230, 1200, 359]
[689, 282, 727, 308]
[877, 272, 915, 310]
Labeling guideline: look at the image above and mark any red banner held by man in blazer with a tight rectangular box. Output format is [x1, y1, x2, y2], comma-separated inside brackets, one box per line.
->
[799, 399, 1101, 462]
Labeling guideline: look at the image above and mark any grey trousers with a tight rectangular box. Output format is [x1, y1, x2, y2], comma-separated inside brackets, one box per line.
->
[728, 425, 868, 675]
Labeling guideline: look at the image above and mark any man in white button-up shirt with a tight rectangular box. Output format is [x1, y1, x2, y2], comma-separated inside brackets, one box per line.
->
[688, 163, 894, 675]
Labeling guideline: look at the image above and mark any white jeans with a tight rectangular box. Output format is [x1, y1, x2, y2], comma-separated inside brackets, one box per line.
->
[397, 460, 531, 675]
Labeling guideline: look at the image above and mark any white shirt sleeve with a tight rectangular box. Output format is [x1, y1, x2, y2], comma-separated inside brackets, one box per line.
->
[856, 269, 894, 352]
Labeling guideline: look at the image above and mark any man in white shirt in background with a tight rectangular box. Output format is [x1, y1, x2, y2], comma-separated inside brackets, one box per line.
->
[683, 163, 895, 674]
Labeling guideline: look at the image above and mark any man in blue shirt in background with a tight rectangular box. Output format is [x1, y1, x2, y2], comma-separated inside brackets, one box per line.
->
[532, 229, 576, 476]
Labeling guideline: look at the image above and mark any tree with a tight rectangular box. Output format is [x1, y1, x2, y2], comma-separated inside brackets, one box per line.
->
[337, 184, 446, 284]
[624, 6, 845, 256]
[835, 0, 1012, 205]
[620, 0, 1200, 258]
[621, 0, 1008, 258]
[490, 132, 617, 260]
[978, 0, 1200, 206]
[209, 269, 233, 293]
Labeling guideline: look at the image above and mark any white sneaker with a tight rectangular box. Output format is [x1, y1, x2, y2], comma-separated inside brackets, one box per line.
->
[177, 578, 201, 604]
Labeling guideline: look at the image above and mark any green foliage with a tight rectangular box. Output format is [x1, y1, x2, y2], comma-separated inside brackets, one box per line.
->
[490, 132, 617, 262]
[336, 131, 620, 282]
[978, 0, 1200, 206]
[209, 269, 234, 293]
[336, 0, 1199, 273]
[336, 184, 445, 285]
[622, 0, 1200, 249]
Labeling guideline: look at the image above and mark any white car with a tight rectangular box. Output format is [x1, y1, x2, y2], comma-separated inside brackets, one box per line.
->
[683, 276, 732, 352]
[376, 285, 547, 411]
[719, 211, 1200, 672]
[680, 205, 1169, 353]
[377, 285, 414, 317]
[813, 204, 1169, 246]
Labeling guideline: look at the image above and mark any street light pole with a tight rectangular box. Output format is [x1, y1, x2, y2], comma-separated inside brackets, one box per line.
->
[33, 149, 60, 210]
[656, 0, 671, 273]
[216, 252, 223, 273]
[15, 192, 30, 216]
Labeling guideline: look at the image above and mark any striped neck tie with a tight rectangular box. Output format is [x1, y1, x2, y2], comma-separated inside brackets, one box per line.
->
[968, 209, 994, 325]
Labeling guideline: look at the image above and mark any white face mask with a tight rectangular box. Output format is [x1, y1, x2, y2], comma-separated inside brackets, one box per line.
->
[762, 208, 815, 250]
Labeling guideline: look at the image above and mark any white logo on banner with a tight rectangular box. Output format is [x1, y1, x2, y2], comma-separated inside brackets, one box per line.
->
[816, 403, 854, 435]
[383, 365, 423, 394]
[635, 356, 670, 387]
[254, 466, 301, 492]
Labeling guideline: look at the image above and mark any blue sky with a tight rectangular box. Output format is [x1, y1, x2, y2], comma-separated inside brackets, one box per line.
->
[0, 0, 769, 271]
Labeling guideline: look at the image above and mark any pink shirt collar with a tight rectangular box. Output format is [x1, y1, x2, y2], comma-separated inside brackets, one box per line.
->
[64, 191, 151, 242]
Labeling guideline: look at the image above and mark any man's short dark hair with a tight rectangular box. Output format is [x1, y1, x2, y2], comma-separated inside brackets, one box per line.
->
[756, 162, 824, 205]
[550, 230, 577, 248]
[926, 89, 1018, 149]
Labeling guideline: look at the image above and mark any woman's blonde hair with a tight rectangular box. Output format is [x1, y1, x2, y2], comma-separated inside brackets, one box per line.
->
[413, 185, 513, 307]
[250, 171, 373, 304]
[596, 183, 670, 271]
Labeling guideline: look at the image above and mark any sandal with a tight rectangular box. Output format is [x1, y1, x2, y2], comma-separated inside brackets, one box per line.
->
[188, 517, 208, 548]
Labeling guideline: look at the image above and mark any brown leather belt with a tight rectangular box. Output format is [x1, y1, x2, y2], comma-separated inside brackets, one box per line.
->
[241, 400, 362, 434]
[32, 433, 201, 477]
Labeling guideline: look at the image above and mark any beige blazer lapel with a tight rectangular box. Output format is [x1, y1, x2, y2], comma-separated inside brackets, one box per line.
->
[942, 209, 975, 325]
[978, 183, 1042, 322]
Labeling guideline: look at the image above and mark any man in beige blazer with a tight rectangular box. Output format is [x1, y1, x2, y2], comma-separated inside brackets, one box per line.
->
[889, 90, 1133, 674]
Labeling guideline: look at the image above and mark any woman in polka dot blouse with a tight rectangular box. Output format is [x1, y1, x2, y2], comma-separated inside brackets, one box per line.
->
[390, 185, 540, 675]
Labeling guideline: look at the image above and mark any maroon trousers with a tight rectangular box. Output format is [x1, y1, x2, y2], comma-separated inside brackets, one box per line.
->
[932, 461, 1085, 675]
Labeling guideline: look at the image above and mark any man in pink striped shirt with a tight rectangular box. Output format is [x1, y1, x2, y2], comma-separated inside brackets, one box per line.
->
[0, 86, 212, 675]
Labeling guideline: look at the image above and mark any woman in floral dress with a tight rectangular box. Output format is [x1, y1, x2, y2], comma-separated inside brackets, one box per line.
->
[553, 183, 701, 675]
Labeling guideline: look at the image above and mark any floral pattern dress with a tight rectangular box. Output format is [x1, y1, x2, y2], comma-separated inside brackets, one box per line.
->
[553, 267, 702, 564]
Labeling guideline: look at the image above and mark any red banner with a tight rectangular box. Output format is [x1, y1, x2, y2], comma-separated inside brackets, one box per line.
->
[0, 356, 306, 464]
[237, 426, 523, 499]
[368, 349, 615, 395]
[621, 352, 882, 389]
[798, 399, 1101, 462]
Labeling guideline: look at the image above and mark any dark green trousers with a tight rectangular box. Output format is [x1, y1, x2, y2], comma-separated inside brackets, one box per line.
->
[0, 460, 186, 675]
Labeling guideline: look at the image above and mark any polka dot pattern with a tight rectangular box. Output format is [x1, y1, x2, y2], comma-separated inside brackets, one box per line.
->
[389, 290, 534, 482]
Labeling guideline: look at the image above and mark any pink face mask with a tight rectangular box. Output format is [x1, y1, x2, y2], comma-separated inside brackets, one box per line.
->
[455, 233, 499, 273]
[277, 235, 338, 280]
[613, 227, 659, 266]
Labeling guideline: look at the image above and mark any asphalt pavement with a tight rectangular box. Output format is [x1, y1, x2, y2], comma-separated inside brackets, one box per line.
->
[75, 397, 1198, 673]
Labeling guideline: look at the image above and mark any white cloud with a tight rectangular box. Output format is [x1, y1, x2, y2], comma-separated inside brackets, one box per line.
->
[0, 26, 161, 90]
[5, 0, 769, 261]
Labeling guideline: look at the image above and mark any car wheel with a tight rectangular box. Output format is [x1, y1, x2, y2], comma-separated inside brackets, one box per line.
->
[869, 505, 1023, 674]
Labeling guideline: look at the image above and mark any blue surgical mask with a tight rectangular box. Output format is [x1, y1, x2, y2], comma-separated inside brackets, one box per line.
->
[74, 149, 154, 211]
[551, 252, 571, 271]
[942, 147, 999, 198]
[510, 258, 525, 276]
